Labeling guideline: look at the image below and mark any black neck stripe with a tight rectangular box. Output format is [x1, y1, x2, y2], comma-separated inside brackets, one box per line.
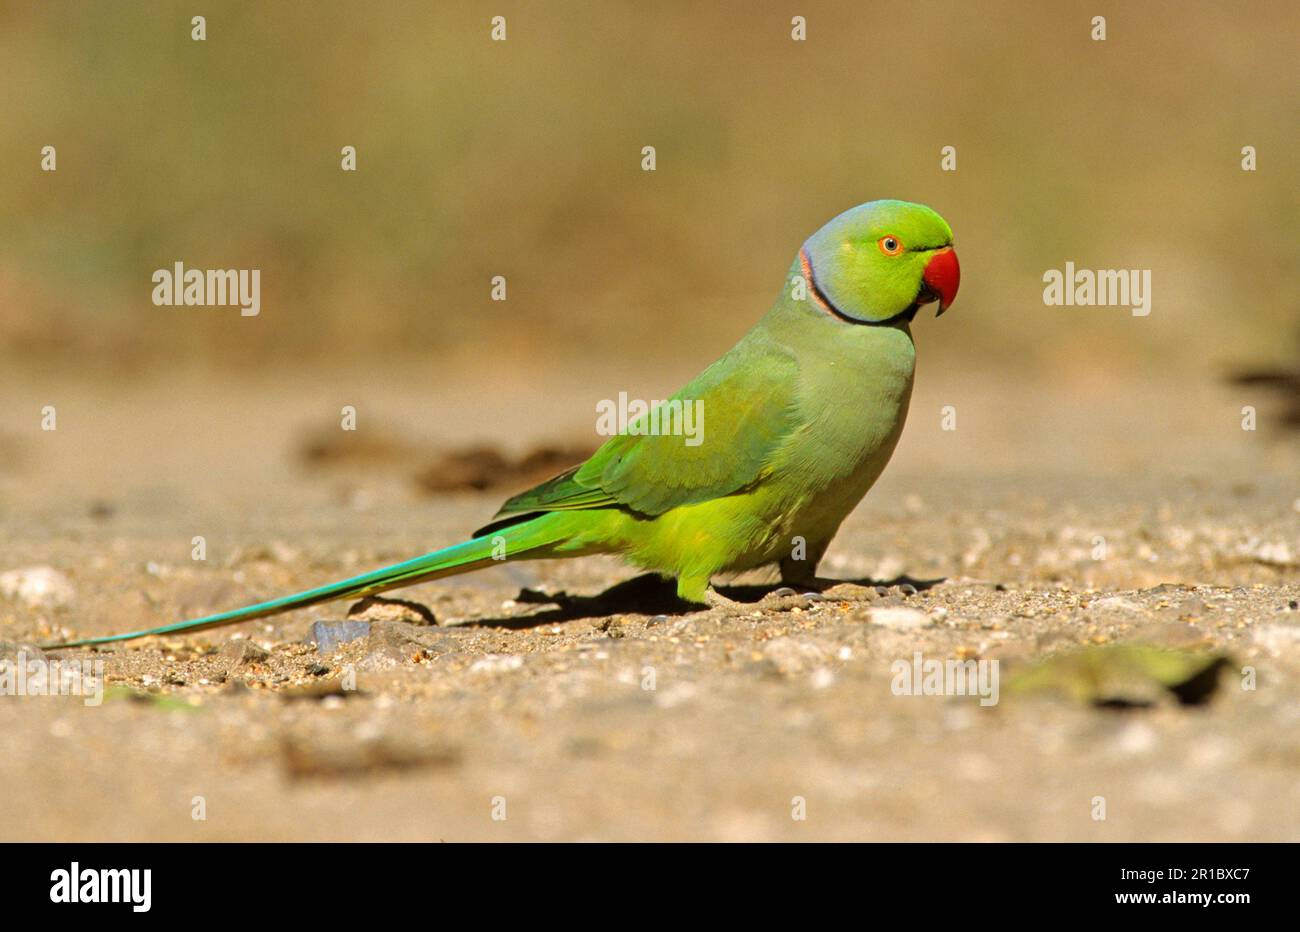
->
[799, 248, 914, 328]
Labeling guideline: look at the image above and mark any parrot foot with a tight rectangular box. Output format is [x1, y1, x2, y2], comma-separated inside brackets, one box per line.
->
[777, 575, 842, 593]
[702, 587, 750, 615]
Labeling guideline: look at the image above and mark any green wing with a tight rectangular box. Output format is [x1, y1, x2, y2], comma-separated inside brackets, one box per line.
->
[491, 339, 799, 522]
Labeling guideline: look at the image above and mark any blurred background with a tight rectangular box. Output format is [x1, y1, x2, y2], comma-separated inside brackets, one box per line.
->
[0, 0, 1296, 501]
[2, 0, 1295, 373]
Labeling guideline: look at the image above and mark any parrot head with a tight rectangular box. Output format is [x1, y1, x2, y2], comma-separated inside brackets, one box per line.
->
[799, 199, 959, 325]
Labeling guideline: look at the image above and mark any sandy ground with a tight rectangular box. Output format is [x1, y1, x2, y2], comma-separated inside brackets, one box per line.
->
[1, 367, 1297, 841]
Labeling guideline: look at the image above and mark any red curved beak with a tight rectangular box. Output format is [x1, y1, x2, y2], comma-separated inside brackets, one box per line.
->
[922, 247, 960, 315]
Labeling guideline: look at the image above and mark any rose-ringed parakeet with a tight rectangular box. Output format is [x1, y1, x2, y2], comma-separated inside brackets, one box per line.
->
[46, 199, 959, 648]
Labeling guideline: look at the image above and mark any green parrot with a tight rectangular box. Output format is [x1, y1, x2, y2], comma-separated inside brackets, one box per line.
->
[45, 199, 959, 649]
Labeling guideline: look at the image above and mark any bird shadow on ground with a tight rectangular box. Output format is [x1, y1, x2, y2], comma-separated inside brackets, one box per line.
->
[461, 571, 947, 630]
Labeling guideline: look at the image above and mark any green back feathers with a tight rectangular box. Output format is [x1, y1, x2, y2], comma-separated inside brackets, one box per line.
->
[488, 336, 799, 523]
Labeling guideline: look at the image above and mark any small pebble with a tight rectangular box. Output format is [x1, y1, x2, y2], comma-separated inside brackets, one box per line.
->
[347, 596, 436, 626]
[308, 620, 372, 654]
[864, 607, 932, 630]
[0, 566, 74, 609]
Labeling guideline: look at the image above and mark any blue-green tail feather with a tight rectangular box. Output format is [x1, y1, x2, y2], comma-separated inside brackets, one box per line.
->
[42, 517, 565, 649]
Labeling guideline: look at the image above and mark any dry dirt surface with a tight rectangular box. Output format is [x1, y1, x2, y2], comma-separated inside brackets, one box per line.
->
[1, 373, 1297, 841]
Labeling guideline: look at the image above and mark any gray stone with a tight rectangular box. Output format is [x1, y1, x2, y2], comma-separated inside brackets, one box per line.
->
[221, 638, 270, 667]
[356, 620, 456, 670]
[308, 620, 372, 654]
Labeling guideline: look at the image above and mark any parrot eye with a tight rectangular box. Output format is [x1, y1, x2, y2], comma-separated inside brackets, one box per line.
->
[878, 236, 903, 256]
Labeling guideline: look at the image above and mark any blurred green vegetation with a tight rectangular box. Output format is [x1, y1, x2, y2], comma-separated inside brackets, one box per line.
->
[1, 0, 1295, 377]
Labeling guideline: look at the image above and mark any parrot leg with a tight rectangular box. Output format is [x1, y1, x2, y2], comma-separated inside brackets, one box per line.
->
[779, 543, 834, 590]
[677, 573, 748, 613]
[675, 573, 710, 604]
[676, 570, 750, 613]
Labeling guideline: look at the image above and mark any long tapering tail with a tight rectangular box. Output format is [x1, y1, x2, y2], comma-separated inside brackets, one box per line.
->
[41, 516, 565, 649]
